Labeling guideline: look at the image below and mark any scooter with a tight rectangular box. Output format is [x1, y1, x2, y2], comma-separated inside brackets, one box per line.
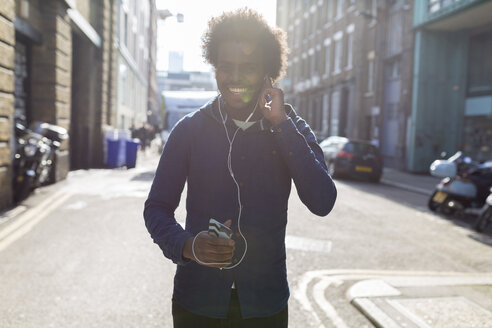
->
[474, 187, 492, 232]
[13, 120, 45, 202]
[428, 151, 492, 218]
[12, 119, 68, 203]
[29, 122, 68, 186]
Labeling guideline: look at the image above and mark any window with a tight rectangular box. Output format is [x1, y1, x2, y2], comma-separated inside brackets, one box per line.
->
[324, 43, 331, 75]
[468, 32, 492, 96]
[330, 90, 340, 136]
[311, 11, 317, 35]
[310, 52, 316, 76]
[386, 59, 400, 80]
[386, 11, 403, 57]
[336, 0, 345, 19]
[333, 37, 343, 74]
[123, 12, 128, 46]
[295, 19, 301, 47]
[371, 0, 377, 19]
[346, 32, 353, 69]
[323, 0, 332, 22]
[367, 59, 374, 93]
[302, 55, 308, 79]
[315, 47, 322, 73]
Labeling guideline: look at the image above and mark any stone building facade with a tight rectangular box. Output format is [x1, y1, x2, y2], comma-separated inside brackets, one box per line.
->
[276, 0, 414, 169]
[0, 0, 158, 211]
[115, 0, 155, 131]
[0, 0, 15, 210]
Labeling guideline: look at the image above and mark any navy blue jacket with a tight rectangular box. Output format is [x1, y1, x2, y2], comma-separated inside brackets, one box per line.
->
[144, 97, 337, 319]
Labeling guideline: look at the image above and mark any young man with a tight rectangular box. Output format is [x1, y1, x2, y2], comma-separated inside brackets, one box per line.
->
[144, 9, 337, 327]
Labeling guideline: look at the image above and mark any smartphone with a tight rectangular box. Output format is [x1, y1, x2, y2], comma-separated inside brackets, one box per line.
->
[264, 76, 272, 107]
[208, 218, 233, 239]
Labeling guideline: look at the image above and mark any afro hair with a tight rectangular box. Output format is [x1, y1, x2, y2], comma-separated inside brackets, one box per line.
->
[202, 8, 289, 82]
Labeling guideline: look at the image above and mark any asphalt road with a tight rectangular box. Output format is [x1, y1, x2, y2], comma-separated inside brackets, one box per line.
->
[0, 152, 491, 327]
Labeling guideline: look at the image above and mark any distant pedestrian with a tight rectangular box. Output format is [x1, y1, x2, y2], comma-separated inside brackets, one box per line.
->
[130, 124, 137, 139]
[137, 123, 148, 151]
[144, 8, 337, 328]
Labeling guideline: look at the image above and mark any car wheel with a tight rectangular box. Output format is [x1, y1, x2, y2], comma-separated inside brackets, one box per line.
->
[328, 162, 338, 178]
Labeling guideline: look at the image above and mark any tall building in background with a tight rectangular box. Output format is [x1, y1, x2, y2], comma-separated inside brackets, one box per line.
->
[276, 0, 414, 170]
[147, 0, 160, 129]
[168, 51, 184, 73]
[409, 0, 492, 171]
[279, 0, 492, 172]
[115, 0, 157, 131]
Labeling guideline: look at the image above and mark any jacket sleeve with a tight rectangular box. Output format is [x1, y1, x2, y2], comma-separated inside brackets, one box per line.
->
[143, 119, 193, 265]
[272, 105, 337, 216]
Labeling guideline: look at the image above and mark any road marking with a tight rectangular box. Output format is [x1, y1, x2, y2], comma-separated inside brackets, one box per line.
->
[285, 235, 332, 253]
[313, 277, 350, 328]
[294, 271, 326, 327]
[293, 269, 492, 328]
[0, 205, 27, 225]
[0, 189, 73, 253]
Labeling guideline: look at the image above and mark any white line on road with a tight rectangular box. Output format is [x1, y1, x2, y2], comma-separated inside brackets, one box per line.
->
[285, 235, 332, 253]
[0, 189, 73, 253]
[294, 269, 492, 328]
[294, 271, 326, 327]
[313, 277, 350, 328]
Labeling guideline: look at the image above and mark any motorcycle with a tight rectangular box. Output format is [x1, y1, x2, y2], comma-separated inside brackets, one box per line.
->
[30, 122, 68, 185]
[13, 119, 68, 203]
[428, 151, 492, 218]
[474, 187, 492, 232]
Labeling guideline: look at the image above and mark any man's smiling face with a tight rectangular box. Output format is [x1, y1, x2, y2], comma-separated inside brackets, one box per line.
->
[215, 41, 266, 116]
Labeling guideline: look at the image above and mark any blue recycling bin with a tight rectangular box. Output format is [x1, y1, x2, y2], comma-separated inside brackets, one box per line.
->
[107, 138, 126, 168]
[125, 139, 140, 169]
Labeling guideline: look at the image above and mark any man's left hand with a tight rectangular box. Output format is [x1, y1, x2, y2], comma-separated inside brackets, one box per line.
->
[259, 78, 288, 126]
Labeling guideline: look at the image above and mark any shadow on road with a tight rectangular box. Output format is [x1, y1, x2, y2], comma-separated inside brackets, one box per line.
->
[130, 171, 155, 182]
[334, 176, 492, 243]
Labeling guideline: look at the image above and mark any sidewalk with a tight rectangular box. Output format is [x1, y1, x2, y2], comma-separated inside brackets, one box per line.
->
[380, 167, 441, 196]
[351, 166, 492, 327]
[348, 273, 492, 328]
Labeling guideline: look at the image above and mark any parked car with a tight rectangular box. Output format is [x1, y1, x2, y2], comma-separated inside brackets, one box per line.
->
[319, 136, 383, 182]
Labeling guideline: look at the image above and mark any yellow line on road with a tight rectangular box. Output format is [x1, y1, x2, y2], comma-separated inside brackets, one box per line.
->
[0, 190, 73, 253]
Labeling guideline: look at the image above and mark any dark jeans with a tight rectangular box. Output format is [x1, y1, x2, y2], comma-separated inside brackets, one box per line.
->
[172, 290, 288, 328]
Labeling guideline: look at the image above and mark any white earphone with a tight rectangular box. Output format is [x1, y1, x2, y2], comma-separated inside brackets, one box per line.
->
[191, 95, 259, 269]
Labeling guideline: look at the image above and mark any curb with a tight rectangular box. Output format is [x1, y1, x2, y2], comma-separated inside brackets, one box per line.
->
[380, 179, 432, 196]
[347, 275, 492, 328]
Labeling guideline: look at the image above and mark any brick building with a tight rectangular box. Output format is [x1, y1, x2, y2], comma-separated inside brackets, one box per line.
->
[0, 0, 158, 211]
[276, 0, 414, 169]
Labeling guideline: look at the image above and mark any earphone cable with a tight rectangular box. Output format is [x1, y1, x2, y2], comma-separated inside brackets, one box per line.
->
[191, 95, 258, 269]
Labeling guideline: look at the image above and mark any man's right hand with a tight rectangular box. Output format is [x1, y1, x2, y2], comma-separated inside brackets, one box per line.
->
[182, 220, 235, 268]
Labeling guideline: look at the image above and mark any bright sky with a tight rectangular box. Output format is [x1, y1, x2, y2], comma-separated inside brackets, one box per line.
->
[155, 0, 277, 72]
